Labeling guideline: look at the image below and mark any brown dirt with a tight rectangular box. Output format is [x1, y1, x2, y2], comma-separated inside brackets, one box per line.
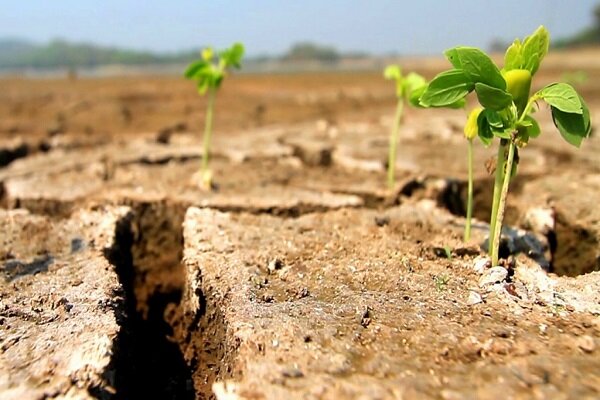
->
[1, 50, 599, 399]
[0, 207, 128, 399]
[181, 205, 600, 399]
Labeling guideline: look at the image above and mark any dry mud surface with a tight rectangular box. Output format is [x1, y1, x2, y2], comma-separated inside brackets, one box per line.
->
[1, 54, 600, 399]
[0, 207, 128, 399]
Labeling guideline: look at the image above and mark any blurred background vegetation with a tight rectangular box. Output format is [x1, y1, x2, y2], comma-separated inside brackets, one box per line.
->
[0, 4, 599, 72]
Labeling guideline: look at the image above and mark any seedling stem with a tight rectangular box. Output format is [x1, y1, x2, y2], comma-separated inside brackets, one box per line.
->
[488, 141, 506, 261]
[490, 97, 537, 265]
[387, 99, 404, 189]
[490, 140, 515, 266]
[464, 138, 474, 242]
[201, 88, 216, 187]
[184, 42, 244, 189]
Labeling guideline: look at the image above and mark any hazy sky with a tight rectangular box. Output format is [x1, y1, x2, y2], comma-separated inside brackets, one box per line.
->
[1, 1, 598, 55]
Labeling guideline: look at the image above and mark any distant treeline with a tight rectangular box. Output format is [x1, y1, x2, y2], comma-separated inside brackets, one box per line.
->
[8, 7, 599, 72]
[0, 39, 368, 70]
[555, 4, 600, 48]
[0, 38, 198, 69]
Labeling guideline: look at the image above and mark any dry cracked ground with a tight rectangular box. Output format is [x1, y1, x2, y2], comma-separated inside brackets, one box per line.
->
[1, 52, 600, 399]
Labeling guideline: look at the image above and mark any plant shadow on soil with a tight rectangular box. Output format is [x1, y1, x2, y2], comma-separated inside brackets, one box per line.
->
[98, 207, 196, 400]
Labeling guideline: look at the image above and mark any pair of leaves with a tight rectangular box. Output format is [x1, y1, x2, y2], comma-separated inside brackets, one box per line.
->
[504, 26, 549, 76]
[384, 65, 427, 106]
[537, 83, 591, 147]
[220, 43, 245, 68]
[184, 60, 223, 94]
[476, 108, 540, 147]
[420, 47, 512, 110]
[445, 47, 506, 90]
[419, 69, 472, 107]
[184, 42, 245, 95]
[477, 109, 506, 145]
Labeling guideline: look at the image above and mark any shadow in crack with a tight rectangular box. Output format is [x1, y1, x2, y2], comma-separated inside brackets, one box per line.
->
[97, 211, 195, 400]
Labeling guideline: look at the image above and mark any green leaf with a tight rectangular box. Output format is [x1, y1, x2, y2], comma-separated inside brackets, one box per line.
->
[444, 47, 506, 90]
[192, 67, 224, 94]
[474, 82, 513, 110]
[403, 72, 427, 100]
[447, 98, 467, 109]
[220, 42, 245, 68]
[384, 65, 403, 97]
[476, 111, 493, 146]
[419, 69, 473, 107]
[408, 85, 427, 107]
[551, 97, 592, 147]
[491, 126, 513, 140]
[538, 83, 583, 114]
[504, 39, 523, 71]
[485, 108, 514, 139]
[523, 52, 540, 77]
[384, 65, 402, 81]
[197, 78, 210, 95]
[444, 48, 462, 70]
[184, 60, 209, 79]
[403, 72, 426, 92]
[521, 26, 549, 75]
[210, 70, 225, 89]
[522, 115, 541, 138]
[483, 109, 503, 128]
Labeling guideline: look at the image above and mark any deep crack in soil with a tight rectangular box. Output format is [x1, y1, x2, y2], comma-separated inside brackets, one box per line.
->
[101, 203, 197, 399]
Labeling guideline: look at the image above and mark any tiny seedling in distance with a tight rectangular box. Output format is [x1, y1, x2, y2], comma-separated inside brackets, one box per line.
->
[420, 26, 591, 266]
[184, 43, 245, 189]
[383, 65, 427, 190]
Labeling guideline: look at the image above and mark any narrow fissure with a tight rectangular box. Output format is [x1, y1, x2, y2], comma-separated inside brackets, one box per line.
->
[100, 203, 197, 399]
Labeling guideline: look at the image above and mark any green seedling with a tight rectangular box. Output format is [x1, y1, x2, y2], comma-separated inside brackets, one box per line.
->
[383, 65, 427, 189]
[383, 65, 464, 189]
[434, 274, 450, 291]
[184, 43, 244, 188]
[443, 245, 453, 260]
[420, 26, 591, 267]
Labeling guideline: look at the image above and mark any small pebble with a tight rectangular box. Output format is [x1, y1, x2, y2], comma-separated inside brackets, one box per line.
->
[374, 216, 390, 227]
[281, 367, 304, 378]
[479, 266, 508, 288]
[577, 335, 596, 353]
[267, 258, 284, 274]
[467, 291, 483, 305]
[473, 257, 491, 274]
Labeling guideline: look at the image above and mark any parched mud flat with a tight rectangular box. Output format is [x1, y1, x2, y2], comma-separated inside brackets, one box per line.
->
[0, 206, 128, 399]
[0, 71, 599, 399]
[181, 206, 600, 399]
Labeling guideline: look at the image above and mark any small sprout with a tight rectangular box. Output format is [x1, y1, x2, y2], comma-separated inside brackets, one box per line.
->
[443, 246, 453, 260]
[419, 26, 591, 266]
[185, 42, 245, 189]
[383, 65, 427, 190]
[434, 274, 450, 291]
[400, 255, 414, 272]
